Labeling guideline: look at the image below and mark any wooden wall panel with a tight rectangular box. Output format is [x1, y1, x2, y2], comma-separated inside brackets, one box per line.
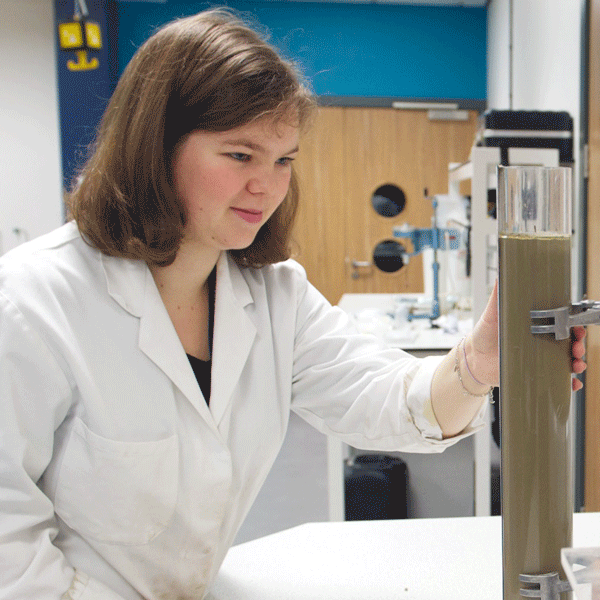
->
[293, 106, 477, 305]
[293, 108, 347, 304]
[343, 108, 429, 295]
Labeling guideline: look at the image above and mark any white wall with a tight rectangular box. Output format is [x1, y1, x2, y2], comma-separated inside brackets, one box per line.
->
[486, 0, 510, 109]
[487, 0, 587, 297]
[0, 0, 64, 255]
[487, 0, 584, 114]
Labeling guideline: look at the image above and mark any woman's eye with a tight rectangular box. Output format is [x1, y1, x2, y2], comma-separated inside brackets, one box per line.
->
[228, 153, 251, 162]
[277, 157, 294, 166]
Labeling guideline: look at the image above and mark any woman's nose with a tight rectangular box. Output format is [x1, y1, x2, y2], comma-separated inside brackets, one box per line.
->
[246, 167, 271, 194]
[246, 178, 268, 195]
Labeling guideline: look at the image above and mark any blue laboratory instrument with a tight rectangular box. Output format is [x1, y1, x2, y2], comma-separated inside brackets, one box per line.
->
[392, 195, 461, 321]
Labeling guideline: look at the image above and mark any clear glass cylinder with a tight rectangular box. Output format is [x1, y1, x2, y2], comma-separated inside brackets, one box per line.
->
[498, 166, 573, 600]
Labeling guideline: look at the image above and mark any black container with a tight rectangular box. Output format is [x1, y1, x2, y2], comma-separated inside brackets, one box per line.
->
[476, 110, 573, 163]
[344, 454, 408, 520]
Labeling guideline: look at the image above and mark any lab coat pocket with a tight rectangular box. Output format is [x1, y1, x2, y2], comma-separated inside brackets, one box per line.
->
[55, 417, 179, 545]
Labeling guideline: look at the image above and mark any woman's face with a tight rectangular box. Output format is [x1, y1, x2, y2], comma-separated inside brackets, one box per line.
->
[172, 118, 300, 254]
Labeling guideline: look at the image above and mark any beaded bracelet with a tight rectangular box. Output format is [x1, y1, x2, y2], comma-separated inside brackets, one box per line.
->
[454, 337, 495, 403]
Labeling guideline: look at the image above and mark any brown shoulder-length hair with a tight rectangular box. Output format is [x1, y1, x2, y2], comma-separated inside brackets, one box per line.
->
[67, 8, 315, 267]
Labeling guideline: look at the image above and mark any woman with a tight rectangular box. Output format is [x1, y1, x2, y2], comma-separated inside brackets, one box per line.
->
[0, 8, 585, 600]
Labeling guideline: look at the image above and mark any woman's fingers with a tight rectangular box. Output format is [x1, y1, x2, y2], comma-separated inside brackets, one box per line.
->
[571, 326, 586, 391]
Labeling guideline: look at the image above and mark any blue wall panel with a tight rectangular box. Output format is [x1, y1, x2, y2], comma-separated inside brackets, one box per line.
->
[115, 1, 487, 100]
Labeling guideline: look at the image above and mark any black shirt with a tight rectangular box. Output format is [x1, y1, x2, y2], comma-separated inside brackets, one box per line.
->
[186, 268, 216, 405]
[187, 354, 212, 404]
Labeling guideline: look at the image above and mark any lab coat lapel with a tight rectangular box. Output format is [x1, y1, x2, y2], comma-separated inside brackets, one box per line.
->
[210, 254, 257, 428]
[138, 268, 212, 419]
[101, 254, 213, 422]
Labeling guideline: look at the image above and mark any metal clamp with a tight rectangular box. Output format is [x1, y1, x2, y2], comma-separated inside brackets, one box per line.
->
[520, 573, 572, 600]
[531, 300, 600, 340]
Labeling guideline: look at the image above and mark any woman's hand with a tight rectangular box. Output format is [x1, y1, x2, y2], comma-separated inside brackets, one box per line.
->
[571, 325, 586, 391]
[468, 282, 587, 392]
[466, 281, 499, 388]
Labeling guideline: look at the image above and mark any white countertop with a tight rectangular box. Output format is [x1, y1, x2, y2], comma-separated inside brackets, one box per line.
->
[337, 293, 470, 351]
[209, 513, 600, 600]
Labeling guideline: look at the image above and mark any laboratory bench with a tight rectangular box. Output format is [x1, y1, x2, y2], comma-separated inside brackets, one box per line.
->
[208, 512, 600, 600]
[336, 292, 468, 355]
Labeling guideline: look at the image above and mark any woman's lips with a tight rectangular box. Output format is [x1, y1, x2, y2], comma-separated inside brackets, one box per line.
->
[231, 208, 263, 224]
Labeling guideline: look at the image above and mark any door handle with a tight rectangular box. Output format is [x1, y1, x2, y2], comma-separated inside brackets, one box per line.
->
[350, 260, 373, 279]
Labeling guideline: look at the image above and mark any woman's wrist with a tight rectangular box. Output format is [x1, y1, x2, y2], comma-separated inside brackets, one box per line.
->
[463, 335, 496, 387]
[455, 337, 494, 398]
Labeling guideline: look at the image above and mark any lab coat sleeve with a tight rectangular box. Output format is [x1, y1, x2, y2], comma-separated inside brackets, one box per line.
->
[289, 267, 485, 453]
[0, 291, 128, 600]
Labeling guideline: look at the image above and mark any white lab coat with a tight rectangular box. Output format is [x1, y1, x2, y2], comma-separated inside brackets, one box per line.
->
[0, 222, 484, 600]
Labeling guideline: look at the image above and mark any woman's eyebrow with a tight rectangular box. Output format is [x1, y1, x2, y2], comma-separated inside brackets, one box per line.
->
[223, 139, 262, 151]
[223, 139, 299, 155]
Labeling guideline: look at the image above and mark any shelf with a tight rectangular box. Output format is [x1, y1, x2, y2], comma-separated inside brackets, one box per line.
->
[448, 160, 474, 183]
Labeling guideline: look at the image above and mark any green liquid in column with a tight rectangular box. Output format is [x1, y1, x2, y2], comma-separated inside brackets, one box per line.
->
[499, 234, 573, 600]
